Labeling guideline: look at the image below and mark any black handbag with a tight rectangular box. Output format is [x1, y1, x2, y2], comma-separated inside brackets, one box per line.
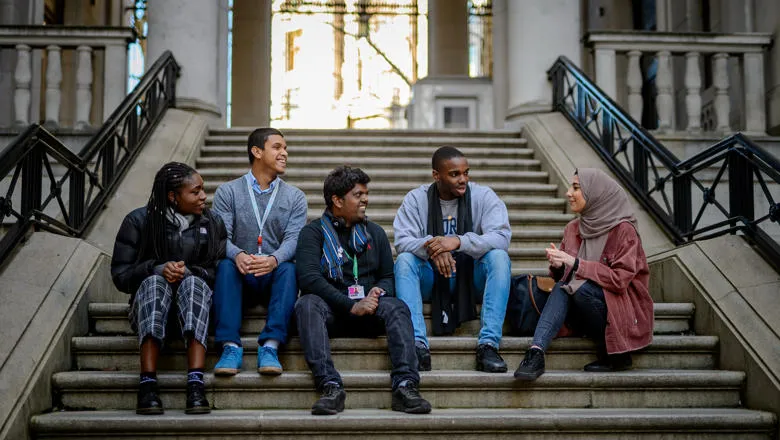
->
[507, 274, 556, 336]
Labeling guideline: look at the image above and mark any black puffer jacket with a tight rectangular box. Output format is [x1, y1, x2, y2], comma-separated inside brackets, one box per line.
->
[111, 207, 227, 299]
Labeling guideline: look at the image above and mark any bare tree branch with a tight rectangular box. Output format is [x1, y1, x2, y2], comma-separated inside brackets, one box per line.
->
[326, 21, 412, 87]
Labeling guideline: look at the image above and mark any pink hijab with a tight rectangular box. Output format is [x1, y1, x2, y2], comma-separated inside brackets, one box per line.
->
[565, 168, 637, 293]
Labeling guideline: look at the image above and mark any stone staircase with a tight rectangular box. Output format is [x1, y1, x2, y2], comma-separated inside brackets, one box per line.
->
[30, 129, 777, 439]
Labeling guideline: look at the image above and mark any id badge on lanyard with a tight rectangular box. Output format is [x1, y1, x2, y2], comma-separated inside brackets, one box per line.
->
[344, 249, 365, 299]
[246, 176, 280, 256]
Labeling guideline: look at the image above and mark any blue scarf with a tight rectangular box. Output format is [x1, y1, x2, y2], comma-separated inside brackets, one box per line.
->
[320, 211, 370, 283]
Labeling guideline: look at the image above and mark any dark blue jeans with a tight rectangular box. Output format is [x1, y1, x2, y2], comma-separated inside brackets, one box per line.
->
[213, 258, 298, 346]
[294, 294, 420, 391]
[532, 280, 608, 352]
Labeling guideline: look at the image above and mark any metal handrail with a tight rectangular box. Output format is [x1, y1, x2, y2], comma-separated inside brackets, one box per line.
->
[0, 51, 180, 267]
[548, 55, 780, 268]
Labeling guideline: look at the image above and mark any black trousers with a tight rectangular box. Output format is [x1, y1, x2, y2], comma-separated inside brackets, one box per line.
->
[294, 294, 420, 391]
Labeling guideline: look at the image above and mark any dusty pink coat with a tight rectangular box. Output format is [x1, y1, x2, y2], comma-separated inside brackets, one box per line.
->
[554, 219, 653, 354]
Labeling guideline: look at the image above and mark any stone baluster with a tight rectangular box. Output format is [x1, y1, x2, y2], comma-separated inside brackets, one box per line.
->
[75, 45, 93, 130]
[684, 52, 701, 132]
[14, 44, 32, 126]
[626, 50, 643, 123]
[743, 52, 766, 133]
[44, 45, 62, 128]
[712, 53, 730, 132]
[103, 43, 127, 122]
[655, 50, 673, 131]
[594, 48, 617, 99]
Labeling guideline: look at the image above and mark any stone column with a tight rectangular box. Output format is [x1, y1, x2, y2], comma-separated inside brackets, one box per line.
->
[147, 0, 222, 122]
[231, 0, 272, 127]
[505, 0, 582, 120]
[491, 0, 508, 127]
[427, 0, 468, 76]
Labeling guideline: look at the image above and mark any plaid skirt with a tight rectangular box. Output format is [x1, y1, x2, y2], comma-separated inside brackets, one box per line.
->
[129, 275, 212, 348]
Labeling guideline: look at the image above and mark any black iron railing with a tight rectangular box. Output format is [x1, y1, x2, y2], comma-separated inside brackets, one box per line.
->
[0, 51, 179, 266]
[548, 56, 780, 267]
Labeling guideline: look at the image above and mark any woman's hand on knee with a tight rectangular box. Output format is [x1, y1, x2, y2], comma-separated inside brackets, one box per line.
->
[162, 261, 186, 283]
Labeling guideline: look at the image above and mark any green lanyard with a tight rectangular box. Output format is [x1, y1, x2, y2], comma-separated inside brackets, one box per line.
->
[343, 248, 359, 284]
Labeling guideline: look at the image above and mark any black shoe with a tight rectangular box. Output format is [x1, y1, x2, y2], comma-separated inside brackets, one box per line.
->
[136, 381, 164, 415]
[514, 347, 545, 381]
[391, 383, 432, 414]
[584, 353, 633, 372]
[415, 343, 432, 372]
[476, 344, 507, 373]
[311, 382, 346, 415]
[185, 381, 211, 414]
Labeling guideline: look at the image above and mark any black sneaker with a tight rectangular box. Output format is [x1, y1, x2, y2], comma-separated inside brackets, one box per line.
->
[185, 381, 211, 414]
[514, 347, 545, 381]
[415, 343, 432, 372]
[476, 344, 507, 373]
[136, 381, 163, 415]
[311, 382, 346, 415]
[584, 353, 632, 372]
[391, 383, 432, 414]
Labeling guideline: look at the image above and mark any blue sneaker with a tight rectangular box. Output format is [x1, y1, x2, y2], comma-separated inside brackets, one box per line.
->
[214, 345, 243, 376]
[257, 346, 283, 375]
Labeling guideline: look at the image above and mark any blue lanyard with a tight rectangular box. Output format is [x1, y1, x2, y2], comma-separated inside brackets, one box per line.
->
[245, 176, 280, 249]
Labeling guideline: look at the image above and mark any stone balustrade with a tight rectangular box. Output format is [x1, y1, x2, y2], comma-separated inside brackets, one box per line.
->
[0, 26, 136, 130]
[585, 31, 772, 135]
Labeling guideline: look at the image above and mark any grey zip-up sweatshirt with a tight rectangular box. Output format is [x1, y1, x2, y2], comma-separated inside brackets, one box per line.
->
[393, 182, 511, 260]
[211, 176, 307, 263]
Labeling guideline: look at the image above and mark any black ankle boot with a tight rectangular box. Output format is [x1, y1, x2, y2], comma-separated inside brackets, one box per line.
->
[185, 381, 211, 414]
[584, 353, 633, 372]
[415, 343, 432, 372]
[476, 344, 507, 373]
[311, 382, 346, 415]
[514, 347, 545, 381]
[136, 381, 163, 415]
[391, 382, 432, 414]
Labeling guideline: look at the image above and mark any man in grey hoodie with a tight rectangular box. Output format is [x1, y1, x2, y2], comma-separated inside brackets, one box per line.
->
[393, 146, 512, 372]
[210, 128, 307, 377]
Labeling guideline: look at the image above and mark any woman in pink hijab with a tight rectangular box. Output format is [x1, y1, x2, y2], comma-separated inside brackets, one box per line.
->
[514, 168, 653, 380]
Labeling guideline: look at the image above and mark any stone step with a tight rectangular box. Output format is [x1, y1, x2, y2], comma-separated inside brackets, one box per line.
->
[316, 210, 574, 226]
[198, 168, 551, 183]
[89, 302, 693, 336]
[30, 408, 777, 439]
[72, 335, 717, 372]
[209, 128, 525, 138]
[52, 369, 743, 411]
[203, 181, 560, 197]
[384, 228, 565, 246]
[196, 156, 541, 171]
[204, 194, 567, 213]
[204, 135, 527, 148]
[199, 145, 536, 158]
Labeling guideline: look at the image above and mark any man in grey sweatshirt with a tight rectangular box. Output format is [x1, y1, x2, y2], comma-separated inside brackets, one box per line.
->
[210, 127, 307, 376]
[393, 146, 512, 373]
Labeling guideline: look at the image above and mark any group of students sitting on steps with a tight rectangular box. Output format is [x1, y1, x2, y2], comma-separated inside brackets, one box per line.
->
[110, 127, 653, 416]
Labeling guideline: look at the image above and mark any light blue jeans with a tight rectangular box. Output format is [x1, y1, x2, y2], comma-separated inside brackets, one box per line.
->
[394, 249, 511, 348]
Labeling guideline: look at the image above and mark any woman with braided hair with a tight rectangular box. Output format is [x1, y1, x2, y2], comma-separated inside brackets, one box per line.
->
[111, 162, 227, 415]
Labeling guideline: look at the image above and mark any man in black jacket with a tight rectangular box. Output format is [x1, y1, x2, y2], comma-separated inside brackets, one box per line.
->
[295, 166, 431, 416]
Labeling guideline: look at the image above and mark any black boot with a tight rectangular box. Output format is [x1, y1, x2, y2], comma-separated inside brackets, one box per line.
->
[311, 382, 346, 415]
[513, 347, 545, 381]
[136, 381, 163, 415]
[476, 344, 507, 373]
[584, 352, 633, 372]
[415, 343, 432, 372]
[391, 382, 432, 414]
[185, 381, 211, 414]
